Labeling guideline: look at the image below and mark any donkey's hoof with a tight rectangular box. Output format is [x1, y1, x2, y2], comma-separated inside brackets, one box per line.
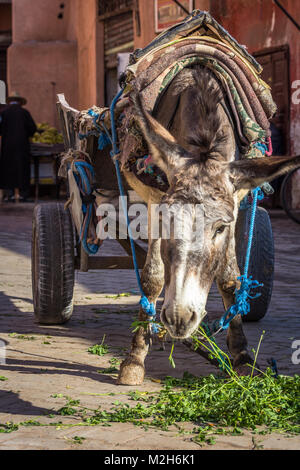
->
[117, 358, 145, 385]
[234, 363, 254, 376]
[233, 352, 260, 376]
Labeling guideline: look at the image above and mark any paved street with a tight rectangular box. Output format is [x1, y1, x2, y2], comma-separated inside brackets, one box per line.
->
[0, 202, 299, 450]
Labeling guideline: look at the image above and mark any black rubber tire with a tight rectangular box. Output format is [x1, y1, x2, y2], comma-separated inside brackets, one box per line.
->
[32, 202, 75, 324]
[235, 206, 274, 322]
[280, 169, 300, 224]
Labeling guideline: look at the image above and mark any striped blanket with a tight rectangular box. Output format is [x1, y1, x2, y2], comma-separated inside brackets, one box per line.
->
[118, 10, 276, 170]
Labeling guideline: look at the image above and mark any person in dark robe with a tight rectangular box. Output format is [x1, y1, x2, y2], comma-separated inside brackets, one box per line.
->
[0, 92, 36, 203]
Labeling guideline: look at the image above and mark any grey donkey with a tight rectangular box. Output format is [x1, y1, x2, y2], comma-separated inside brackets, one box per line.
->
[118, 68, 300, 385]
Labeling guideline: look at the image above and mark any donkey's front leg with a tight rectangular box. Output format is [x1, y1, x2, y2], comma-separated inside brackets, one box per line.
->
[216, 252, 254, 374]
[117, 238, 164, 385]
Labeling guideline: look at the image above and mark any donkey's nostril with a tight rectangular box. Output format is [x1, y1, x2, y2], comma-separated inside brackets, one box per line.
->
[190, 311, 198, 324]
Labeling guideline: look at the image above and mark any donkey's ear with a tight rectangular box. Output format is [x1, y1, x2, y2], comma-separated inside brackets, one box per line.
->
[132, 93, 191, 181]
[230, 155, 300, 191]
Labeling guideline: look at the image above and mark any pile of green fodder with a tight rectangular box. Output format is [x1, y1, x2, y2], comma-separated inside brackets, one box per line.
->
[55, 327, 300, 444]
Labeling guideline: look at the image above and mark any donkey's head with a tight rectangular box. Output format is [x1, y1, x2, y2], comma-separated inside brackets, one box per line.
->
[133, 88, 300, 339]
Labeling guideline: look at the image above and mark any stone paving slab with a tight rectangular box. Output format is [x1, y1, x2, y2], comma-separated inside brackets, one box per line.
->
[0, 203, 299, 450]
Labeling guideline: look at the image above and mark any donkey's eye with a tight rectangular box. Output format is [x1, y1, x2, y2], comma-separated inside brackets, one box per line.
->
[214, 225, 226, 238]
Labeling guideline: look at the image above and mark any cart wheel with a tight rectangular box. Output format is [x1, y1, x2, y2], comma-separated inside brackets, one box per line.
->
[32, 202, 75, 324]
[235, 206, 274, 322]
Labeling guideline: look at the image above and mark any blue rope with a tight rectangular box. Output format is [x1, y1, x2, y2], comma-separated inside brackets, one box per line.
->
[79, 109, 111, 151]
[244, 187, 263, 277]
[78, 130, 99, 141]
[73, 161, 99, 255]
[268, 357, 279, 378]
[219, 187, 264, 330]
[109, 89, 160, 333]
[98, 131, 111, 150]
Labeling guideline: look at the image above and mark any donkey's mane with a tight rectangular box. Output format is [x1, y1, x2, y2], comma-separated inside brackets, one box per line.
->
[164, 67, 234, 219]
[175, 66, 228, 164]
[131, 66, 235, 221]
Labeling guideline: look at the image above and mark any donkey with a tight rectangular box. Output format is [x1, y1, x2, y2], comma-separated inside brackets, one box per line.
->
[118, 67, 300, 385]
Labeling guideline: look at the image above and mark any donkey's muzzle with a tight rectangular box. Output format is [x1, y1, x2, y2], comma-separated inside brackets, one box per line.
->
[160, 306, 202, 339]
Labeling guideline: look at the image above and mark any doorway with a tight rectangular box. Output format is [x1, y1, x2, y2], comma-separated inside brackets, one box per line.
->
[254, 45, 290, 155]
[99, 1, 134, 106]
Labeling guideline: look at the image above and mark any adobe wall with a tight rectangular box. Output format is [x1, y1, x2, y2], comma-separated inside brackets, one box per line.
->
[76, 0, 104, 109]
[8, 0, 78, 126]
[8, 41, 77, 127]
[211, 0, 300, 155]
[11, 0, 76, 42]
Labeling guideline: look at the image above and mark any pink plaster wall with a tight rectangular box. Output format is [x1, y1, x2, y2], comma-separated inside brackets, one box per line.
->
[8, 40, 78, 127]
[8, 0, 104, 123]
[8, 0, 79, 126]
[12, 0, 76, 42]
[76, 0, 104, 109]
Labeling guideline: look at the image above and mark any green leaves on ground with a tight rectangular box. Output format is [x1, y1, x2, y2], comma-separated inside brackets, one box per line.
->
[1, 371, 299, 444]
[8, 333, 35, 340]
[87, 335, 109, 356]
[105, 293, 131, 300]
[0, 422, 19, 433]
[71, 436, 86, 445]
[46, 370, 300, 443]
[57, 398, 81, 416]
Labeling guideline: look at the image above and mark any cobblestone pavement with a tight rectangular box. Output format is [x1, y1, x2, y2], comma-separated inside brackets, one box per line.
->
[0, 203, 299, 450]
